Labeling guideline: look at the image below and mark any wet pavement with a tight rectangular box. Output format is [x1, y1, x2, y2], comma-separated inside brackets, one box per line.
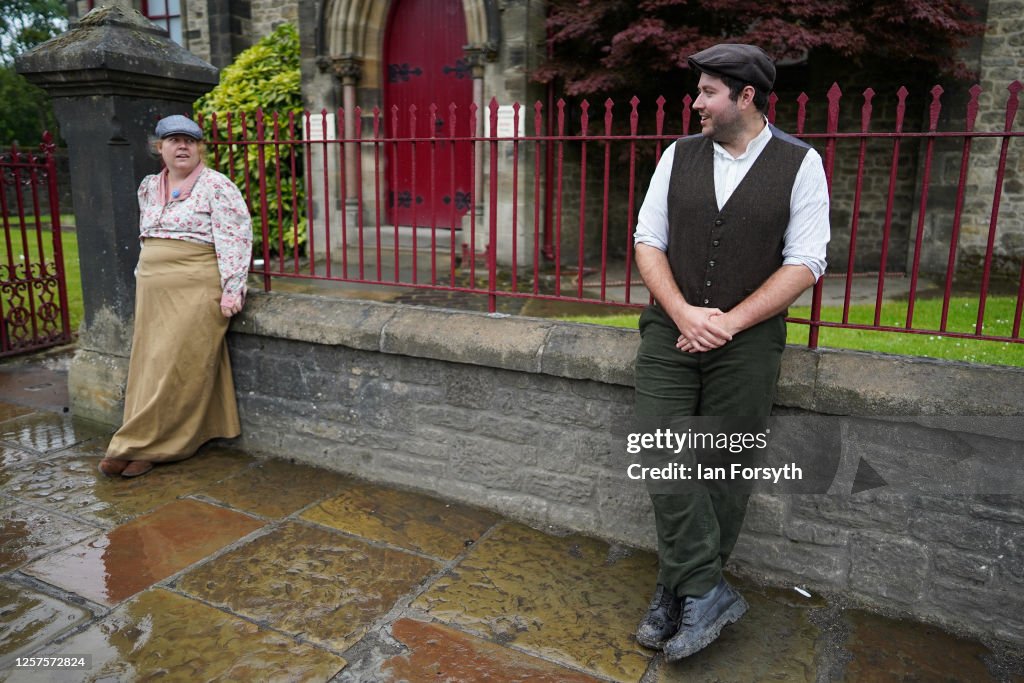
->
[1, 348, 1022, 682]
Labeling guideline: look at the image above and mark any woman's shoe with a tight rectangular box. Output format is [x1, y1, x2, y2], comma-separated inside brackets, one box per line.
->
[98, 458, 129, 477]
[121, 461, 154, 478]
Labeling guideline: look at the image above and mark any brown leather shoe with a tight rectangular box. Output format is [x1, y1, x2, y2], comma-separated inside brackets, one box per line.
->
[121, 461, 154, 478]
[98, 458, 129, 477]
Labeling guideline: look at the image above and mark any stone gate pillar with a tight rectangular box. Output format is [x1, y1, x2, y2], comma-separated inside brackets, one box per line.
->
[16, 6, 218, 424]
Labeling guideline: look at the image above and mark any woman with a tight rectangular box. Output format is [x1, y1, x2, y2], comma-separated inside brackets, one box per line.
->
[98, 115, 253, 478]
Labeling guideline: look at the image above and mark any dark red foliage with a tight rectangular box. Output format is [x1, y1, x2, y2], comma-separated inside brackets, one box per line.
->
[535, 0, 984, 96]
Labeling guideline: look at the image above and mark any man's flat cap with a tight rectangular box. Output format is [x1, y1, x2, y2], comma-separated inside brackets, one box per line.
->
[154, 114, 203, 140]
[687, 43, 776, 92]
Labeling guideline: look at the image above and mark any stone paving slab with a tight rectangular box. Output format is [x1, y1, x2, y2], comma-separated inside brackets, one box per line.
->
[1, 350, 1022, 681]
[655, 588, 820, 682]
[0, 365, 68, 415]
[0, 413, 106, 456]
[193, 457, 352, 519]
[413, 522, 657, 681]
[176, 521, 440, 652]
[378, 617, 604, 682]
[0, 447, 54, 488]
[20, 498, 265, 607]
[841, 609, 1005, 682]
[1, 444, 252, 527]
[3, 588, 346, 682]
[0, 580, 92, 671]
[0, 504, 99, 573]
[0, 403, 33, 426]
[300, 479, 501, 560]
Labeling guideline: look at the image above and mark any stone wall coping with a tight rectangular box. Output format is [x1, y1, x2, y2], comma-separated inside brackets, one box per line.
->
[233, 291, 1024, 419]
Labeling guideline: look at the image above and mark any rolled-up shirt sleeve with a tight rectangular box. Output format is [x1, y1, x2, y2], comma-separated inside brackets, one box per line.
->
[783, 149, 831, 281]
[633, 141, 677, 252]
[209, 178, 253, 297]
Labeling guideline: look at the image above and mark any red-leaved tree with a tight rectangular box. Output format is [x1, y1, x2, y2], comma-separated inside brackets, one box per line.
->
[534, 0, 984, 98]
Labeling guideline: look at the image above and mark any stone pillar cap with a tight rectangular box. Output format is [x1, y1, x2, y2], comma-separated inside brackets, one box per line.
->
[16, 5, 218, 100]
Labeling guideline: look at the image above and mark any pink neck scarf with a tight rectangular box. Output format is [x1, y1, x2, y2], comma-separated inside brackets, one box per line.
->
[160, 162, 206, 205]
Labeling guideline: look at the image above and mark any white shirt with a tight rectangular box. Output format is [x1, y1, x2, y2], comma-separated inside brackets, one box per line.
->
[634, 122, 830, 281]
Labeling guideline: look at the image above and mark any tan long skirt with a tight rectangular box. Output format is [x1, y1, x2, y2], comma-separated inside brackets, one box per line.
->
[106, 238, 240, 463]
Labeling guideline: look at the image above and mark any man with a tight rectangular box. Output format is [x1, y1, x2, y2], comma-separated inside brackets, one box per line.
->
[632, 44, 830, 660]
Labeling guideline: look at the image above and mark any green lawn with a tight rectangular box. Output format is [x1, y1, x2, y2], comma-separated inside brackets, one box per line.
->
[558, 296, 1024, 368]
[0, 224, 82, 335]
[4, 216, 1022, 368]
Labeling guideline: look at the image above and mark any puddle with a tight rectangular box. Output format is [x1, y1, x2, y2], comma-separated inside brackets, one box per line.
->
[301, 479, 500, 560]
[177, 521, 439, 651]
[0, 505, 97, 572]
[4, 446, 251, 526]
[9, 589, 344, 682]
[0, 581, 91, 669]
[0, 402, 35, 424]
[0, 413, 106, 455]
[21, 499, 264, 606]
[380, 618, 601, 682]
[842, 609, 1001, 682]
[658, 589, 818, 682]
[413, 522, 656, 681]
[195, 457, 351, 518]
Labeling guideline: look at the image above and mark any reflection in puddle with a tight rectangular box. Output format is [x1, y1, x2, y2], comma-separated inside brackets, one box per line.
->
[0, 507, 97, 572]
[0, 413, 107, 454]
[15, 589, 344, 681]
[21, 499, 264, 606]
[0, 581, 90, 669]
[382, 618, 602, 682]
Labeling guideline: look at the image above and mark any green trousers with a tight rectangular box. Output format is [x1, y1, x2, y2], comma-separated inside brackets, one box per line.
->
[634, 304, 786, 598]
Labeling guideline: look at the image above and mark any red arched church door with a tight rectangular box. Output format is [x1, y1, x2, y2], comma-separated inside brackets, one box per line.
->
[383, 0, 473, 229]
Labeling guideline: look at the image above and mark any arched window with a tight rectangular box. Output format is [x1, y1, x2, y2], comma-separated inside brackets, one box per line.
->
[142, 0, 183, 45]
[82, 0, 183, 45]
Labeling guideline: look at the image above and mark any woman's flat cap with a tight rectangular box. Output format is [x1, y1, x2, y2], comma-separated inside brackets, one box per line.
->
[154, 115, 203, 140]
[687, 44, 776, 92]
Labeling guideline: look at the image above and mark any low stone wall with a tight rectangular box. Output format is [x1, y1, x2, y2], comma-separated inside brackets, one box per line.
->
[70, 291, 1024, 647]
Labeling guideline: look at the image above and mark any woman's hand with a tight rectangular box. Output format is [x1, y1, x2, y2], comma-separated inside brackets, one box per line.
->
[220, 291, 244, 317]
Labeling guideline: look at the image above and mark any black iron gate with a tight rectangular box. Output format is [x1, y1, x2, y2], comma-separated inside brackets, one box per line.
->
[0, 133, 71, 357]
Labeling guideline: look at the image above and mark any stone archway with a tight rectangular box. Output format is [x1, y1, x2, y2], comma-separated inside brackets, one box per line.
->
[320, 0, 492, 88]
[316, 0, 496, 234]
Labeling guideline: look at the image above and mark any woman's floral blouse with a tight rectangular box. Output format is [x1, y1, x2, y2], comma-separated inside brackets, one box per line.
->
[137, 166, 253, 297]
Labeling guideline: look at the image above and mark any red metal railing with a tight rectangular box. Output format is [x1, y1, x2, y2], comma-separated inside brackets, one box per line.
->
[200, 81, 1024, 348]
[0, 133, 72, 357]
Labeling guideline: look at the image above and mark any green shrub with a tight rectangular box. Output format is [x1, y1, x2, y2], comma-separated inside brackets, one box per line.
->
[195, 24, 305, 258]
[0, 68, 60, 146]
